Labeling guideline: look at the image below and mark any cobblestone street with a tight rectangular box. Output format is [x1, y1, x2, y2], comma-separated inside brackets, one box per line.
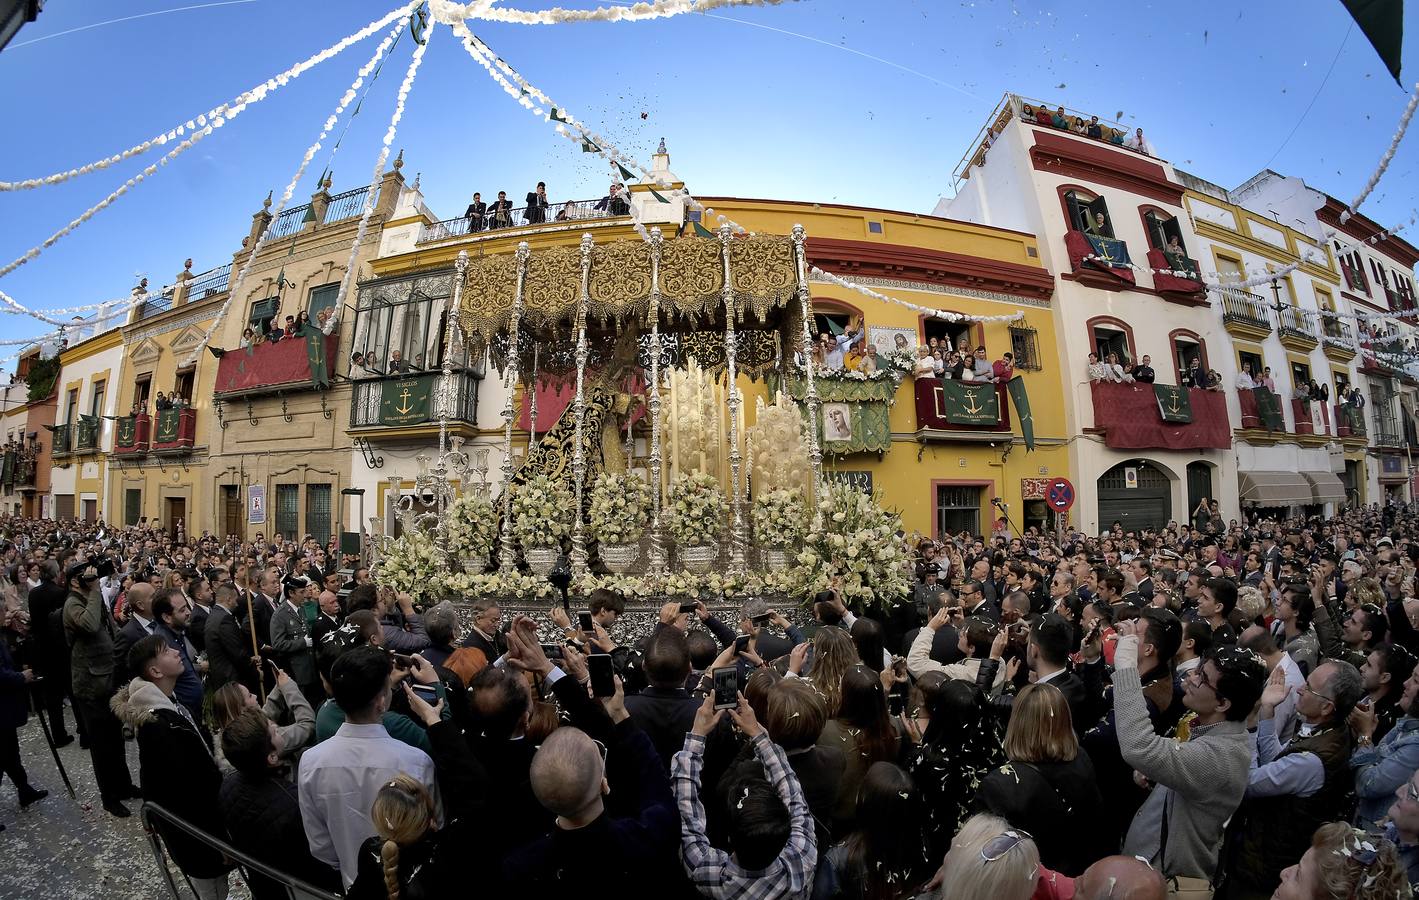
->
[0, 707, 252, 900]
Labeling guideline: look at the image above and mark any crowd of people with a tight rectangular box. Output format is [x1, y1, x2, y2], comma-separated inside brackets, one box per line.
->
[808, 318, 1018, 385]
[455, 181, 632, 233]
[0, 502, 1417, 899]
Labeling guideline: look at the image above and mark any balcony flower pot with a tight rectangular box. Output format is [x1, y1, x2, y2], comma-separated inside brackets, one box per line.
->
[524, 546, 560, 575]
[679, 544, 717, 573]
[599, 543, 638, 574]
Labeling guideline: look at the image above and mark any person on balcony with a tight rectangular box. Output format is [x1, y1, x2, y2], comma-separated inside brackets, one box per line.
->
[1086, 115, 1103, 139]
[1124, 128, 1154, 156]
[387, 351, 409, 376]
[241, 328, 258, 352]
[931, 348, 945, 376]
[1130, 355, 1156, 384]
[555, 201, 576, 222]
[488, 191, 514, 229]
[1087, 352, 1109, 383]
[282, 315, 298, 338]
[1070, 116, 1088, 135]
[992, 352, 1015, 382]
[154, 392, 172, 412]
[1236, 363, 1258, 391]
[1084, 210, 1111, 238]
[822, 330, 855, 371]
[1106, 352, 1132, 383]
[913, 347, 937, 378]
[463, 192, 486, 232]
[1051, 106, 1068, 128]
[947, 350, 968, 381]
[971, 346, 996, 382]
[1259, 366, 1277, 393]
[524, 182, 550, 225]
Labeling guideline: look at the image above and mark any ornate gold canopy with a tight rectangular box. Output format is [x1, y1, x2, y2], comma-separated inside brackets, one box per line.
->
[458, 234, 797, 340]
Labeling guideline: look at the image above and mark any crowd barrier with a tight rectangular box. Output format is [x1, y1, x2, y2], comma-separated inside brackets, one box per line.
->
[141, 803, 343, 900]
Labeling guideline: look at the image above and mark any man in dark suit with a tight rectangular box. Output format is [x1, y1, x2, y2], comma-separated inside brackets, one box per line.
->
[1130, 558, 1156, 605]
[205, 583, 260, 694]
[251, 571, 281, 647]
[25, 560, 77, 746]
[901, 590, 966, 666]
[1025, 613, 1095, 733]
[462, 192, 486, 231]
[186, 572, 213, 656]
[1129, 354, 1156, 384]
[488, 190, 514, 229]
[0, 613, 48, 823]
[524, 181, 549, 224]
[624, 629, 702, 771]
[311, 588, 344, 646]
[112, 583, 156, 687]
[959, 579, 1001, 623]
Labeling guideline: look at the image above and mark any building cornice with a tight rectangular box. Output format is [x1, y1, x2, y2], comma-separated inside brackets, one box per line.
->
[805, 237, 1055, 302]
[1029, 129, 1185, 207]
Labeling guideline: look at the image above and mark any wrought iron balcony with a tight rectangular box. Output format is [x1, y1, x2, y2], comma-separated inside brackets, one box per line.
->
[113, 414, 150, 456]
[185, 263, 231, 300]
[349, 370, 480, 431]
[1276, 305, 1318, 347]
[416, 197, 631, 244]
[150, 408, 197, 454]
[268, 186, 371, 239]
[73, 416, 100, 452]
[1219, 287, 1271, 333]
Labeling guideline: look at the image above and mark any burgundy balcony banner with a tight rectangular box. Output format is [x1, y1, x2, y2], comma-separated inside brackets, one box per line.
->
[1090, 381, 1230, 450]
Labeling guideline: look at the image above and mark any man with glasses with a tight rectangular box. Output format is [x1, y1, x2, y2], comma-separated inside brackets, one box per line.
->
[959, 578, 1000, 624]
[1112, 618, 1265, 892]
[1219, 659, 1363, 897]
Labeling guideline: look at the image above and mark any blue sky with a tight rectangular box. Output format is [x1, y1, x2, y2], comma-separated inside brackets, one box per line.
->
[1, 0, 1417, 368]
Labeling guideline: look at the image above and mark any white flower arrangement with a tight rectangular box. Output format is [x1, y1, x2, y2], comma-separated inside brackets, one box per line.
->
[796, 483, 911, 610]
[751, 488, 807, 549]
[458, 570, 558, 600]
[588, 471, 652, 545]
[576, 573, 659, 599]
[374, 528, 444, 603]
[510, 473, 574, 550]
[667, 472, 724, 548]
[444, 492, 498, 561]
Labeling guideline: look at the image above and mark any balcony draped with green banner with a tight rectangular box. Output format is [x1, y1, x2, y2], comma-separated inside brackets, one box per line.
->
[1238, 386, 1286, 431]
[379, 373, 438, 426]
[775, 374, 893, 454]
[1090, 381, 1231, 450]
[76, 415, 100, 450]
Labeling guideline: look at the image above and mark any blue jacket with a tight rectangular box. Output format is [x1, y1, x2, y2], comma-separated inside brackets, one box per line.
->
[0, 639, 30, 730]
[1353, 715, 1419, 829]
[154, 622, 204, 724]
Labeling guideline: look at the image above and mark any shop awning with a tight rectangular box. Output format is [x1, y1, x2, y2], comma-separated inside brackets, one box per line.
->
[1239, 471, 1312, 506]
[1301, 471, 1347, 505]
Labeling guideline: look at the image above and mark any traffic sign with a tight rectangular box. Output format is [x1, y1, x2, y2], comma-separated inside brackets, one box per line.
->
[1046, 478, 1075, 512]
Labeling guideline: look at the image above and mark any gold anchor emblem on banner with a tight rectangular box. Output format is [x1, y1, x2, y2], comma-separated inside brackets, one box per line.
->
[963, 389, 984, 416]
[395, 386, 415, 415]
[1166, 389, 1183, 416]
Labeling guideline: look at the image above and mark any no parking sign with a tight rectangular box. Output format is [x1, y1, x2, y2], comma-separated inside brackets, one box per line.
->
[1046, 478, 1075, 512]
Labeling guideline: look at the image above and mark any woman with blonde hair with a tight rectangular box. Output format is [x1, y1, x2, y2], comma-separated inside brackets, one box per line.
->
[976, 683, 1108, 875]
[803, 625, 860, 717]
[347, 774, 460, 900]
[1273, 821, 1411, 900]
[936, 813, 1040, 900]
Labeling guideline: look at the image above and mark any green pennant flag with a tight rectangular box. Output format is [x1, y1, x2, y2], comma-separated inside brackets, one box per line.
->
[76, 414, 99, 450]
[1154, 383, 1193, 424]
[650, 188, 670, 204]
[616, 162, 636, 181]
[1006, 376, 1035, 450]
[155, 409, 181, 444]
[581, 138, 600, 153]
[301, 204, 317, 224]
[550, 108, 568, 123]
[301, 324, 330, 390]
[1252, 386, 1285, 431]
[1342, 0, 1404, 84]
[380, 374, 436, 426]
[938, 380, 1001, 425]
[692, 221, 715, 238]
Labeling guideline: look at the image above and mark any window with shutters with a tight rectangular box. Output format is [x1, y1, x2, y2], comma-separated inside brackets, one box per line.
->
[308, 283, 339, 325]
[935, 485, 982, 538]
[276, 484, 300, 540]
[1008, 324, 1041, 370]
[305, 484, 332, 543]
[124, 489, 142, 526]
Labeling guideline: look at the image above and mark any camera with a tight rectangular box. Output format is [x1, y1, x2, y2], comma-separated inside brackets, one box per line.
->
[66, 555, 116, 586]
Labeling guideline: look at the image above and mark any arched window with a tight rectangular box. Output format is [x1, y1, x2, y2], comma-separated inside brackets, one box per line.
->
[1167, 328, 1209, 383]
[1085, 315, 1135, 365]
[1142, 208, 1187, 256]
[1063, 188, 1114, 238]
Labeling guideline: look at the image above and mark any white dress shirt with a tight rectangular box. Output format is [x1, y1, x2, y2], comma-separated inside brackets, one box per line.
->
[298, 721, 439, 888]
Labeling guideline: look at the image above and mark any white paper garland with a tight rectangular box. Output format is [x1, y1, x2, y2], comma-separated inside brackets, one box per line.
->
[324, 21, 435, 336]
[0, 3, 417, 193]
[183, 15, 415, 366]
[434, 0, 784, 27]
[1343, 83, 1419, 224]
[810, 266, 1027, 323]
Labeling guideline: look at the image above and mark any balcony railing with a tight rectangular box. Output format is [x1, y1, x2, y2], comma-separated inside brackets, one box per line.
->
[1374, 428, 1404, 448]
[213, 331, 338, 397]
[1220, 287, 1271, 331]
[14, 457, 35, 488]
[1277, 306, 1317, 341]
[135, 290, 174, 322]
[269, 204, 313, 239]
[1322, 318, 1353, 342]
[50, 423, 70, 457]
[349, 370, 479, 429]
[324, 186, 370, 224]
[416, 197, 631, 244]
[185, 263, 231, 299]
[113, 414, 150, 455]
